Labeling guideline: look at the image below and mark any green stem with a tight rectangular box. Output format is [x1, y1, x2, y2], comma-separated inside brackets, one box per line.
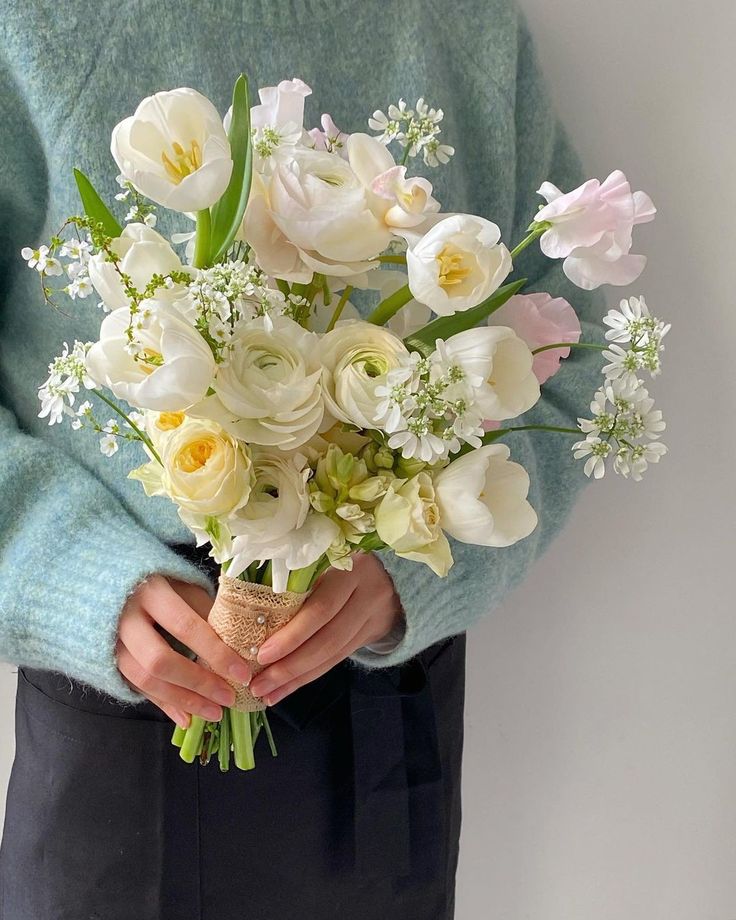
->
[93, 389, 162, 465]
[325, 285, 353, 333]
[171, 724, 187, 747]
[218, 707, 231, 772]
[366, 283, 413, 325]
[230, 708, 255, 771]
[179, 714, 206, 763]
[378, 254, 407, 265]
[260, 711, 278, 757]
[532, 341, 607, 355]
[509, 223, 548, 261]
[193, 209, 212, 269]
[287, 559, 321, 592]
[400, 146, 411, 166]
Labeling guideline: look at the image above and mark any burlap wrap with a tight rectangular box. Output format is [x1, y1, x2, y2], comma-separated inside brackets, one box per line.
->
[202, 575, 310, 712]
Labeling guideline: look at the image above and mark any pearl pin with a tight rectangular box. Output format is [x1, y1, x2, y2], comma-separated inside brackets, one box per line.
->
[249, 645, 259, 657]
[255, 614, 267, 625]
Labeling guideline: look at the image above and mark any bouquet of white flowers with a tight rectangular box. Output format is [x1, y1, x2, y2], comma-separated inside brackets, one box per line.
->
[25, 75, 668, 770]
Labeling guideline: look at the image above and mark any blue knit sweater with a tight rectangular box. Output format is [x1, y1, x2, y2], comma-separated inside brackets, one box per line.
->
[0, 0, 603, 702]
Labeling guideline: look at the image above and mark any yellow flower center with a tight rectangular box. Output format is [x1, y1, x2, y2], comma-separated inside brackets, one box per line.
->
[161, 139, 202, 184]
[436, 245, 471, 288]
[157, 411, 185, 431]
[176, 437, 216, 473]
[137, 348, 164, 374]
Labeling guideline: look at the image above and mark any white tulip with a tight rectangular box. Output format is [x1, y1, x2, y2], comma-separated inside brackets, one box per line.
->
[85, 304, 216, 411]
[374, 472, 453, 576]
[191, 315, 324, 450]
[111, 87, 233, 213]
[442, 326, 540, 421]
[434, 444, 537, 547]
[347, 133, 439, 229]
[318, 320, 410, 428]
[87, 223, 186, 311]
[406, 214, 512, 316]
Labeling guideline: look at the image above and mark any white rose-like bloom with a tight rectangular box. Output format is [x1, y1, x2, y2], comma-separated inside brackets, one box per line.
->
[406, 214, 512, 316]
[86, 305, 216, 411]
[318, 320, 410, 429]
[442, 326, 540, 421]
[87, 223, 186, 311]
[374, 472, 453, 576]
[111, 87, 233, 213]
[157, 417, 254, 516]
[266, 146, 392, 273]
[227, 450, 340, 590]
[434, 444, 537, 547]
[192, 316, 324, 450]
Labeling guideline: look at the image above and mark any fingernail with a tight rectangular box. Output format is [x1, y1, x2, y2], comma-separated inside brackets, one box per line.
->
[213, 686, 235, 707]
[257, 643, 277, 665]
[249, 678, 268, 697]
[202, 704, 222, 721]
[267, 688, 286, 706]
[229, 661, 252, 683]
[175, 711, 190, 729]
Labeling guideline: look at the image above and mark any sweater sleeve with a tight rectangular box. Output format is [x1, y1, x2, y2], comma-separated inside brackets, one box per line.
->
[0, 60, 215, 704]
[351, 21, 606, 669]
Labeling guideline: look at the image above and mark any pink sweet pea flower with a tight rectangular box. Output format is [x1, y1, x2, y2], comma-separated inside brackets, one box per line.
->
[535, 170, 656, 290]
[488, 292, 581, 384]
[308, 114, 350, 159]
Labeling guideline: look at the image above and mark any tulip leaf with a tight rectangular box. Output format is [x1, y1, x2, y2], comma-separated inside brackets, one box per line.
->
[210, 74, 253, 262]
[73, 168, 122, 238]
[403, 278, 527, 355]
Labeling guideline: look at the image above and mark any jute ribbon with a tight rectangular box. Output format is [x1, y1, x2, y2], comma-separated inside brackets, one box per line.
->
[202, 575, 309, 712]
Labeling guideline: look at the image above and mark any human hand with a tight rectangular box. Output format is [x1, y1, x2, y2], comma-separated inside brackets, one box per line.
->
[248, 552, 403, 706]
[115, 575, 252, 728]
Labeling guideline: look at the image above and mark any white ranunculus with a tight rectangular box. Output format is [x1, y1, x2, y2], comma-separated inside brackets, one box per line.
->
[191, 315, 324, 450]
[87, 223, 186, 311]
[111, 87, 233, 213]
[318, 320, 410, 428]
[406, 214, 512, 316]
[374, 472, 453, 576]
[442, 326, 540, 421]
[85, 305, 216, 411]
[434, 444, 537, 547]
[266, 146, 392, 270]
[227, 449, 340, 590]
[347, 133, 439, 229]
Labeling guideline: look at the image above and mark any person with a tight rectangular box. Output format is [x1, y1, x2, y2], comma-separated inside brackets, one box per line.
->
[0, 1, 603, 917]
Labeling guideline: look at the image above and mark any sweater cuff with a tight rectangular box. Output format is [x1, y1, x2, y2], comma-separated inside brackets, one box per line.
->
[18, 517, 215, 704]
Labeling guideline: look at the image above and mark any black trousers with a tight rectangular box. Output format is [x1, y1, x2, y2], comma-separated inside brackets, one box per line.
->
[0, 626, 465, 919]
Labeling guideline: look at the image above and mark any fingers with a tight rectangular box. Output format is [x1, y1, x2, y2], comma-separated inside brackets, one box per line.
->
[250, 592, 368, 700]
[116, 643, 224, 723]
[167, 579, 215, 619]
[256, 567, 357, 666]
[145, 578, 252, 684]
[263, 624, 375, 707]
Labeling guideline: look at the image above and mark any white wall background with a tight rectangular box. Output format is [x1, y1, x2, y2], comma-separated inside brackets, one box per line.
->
[0, 3, 733, 919]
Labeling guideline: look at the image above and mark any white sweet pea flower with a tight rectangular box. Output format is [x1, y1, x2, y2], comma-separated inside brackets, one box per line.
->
[441, 326, 540, 421]
[374, 472, 453, 576]
[535, 170, 656, 290]
[87, 223, 187, 310]
[406, 214, 512, 316]
[434, 443, 537, 547]
[85, 304, 216, 411]
[191, 315, 324, 450]
[111, 87, 233, 213]
[318, 320, 411, 429]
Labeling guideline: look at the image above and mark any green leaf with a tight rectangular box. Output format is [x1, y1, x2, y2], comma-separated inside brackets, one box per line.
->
[209, 74, 253, 262]
[73, 168, 122, 237]
[404, 278, 527, 355]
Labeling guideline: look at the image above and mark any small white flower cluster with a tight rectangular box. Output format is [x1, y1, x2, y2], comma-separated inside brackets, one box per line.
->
[115, 174, 157, 227]
[22, 238, 95, 300]
[37, 340, 96, 426]
[373, 346, 485, 463]
[186, 260, 289, 353]
[252, 123, 302, 173]
[573, 296, 669, 480]
[369, 98, 455, 167]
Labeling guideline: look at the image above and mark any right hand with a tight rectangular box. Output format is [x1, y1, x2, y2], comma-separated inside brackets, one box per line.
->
[115, 575, 252, 729]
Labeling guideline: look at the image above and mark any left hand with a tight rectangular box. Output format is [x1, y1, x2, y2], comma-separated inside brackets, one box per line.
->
[248, 552, 403, 706]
